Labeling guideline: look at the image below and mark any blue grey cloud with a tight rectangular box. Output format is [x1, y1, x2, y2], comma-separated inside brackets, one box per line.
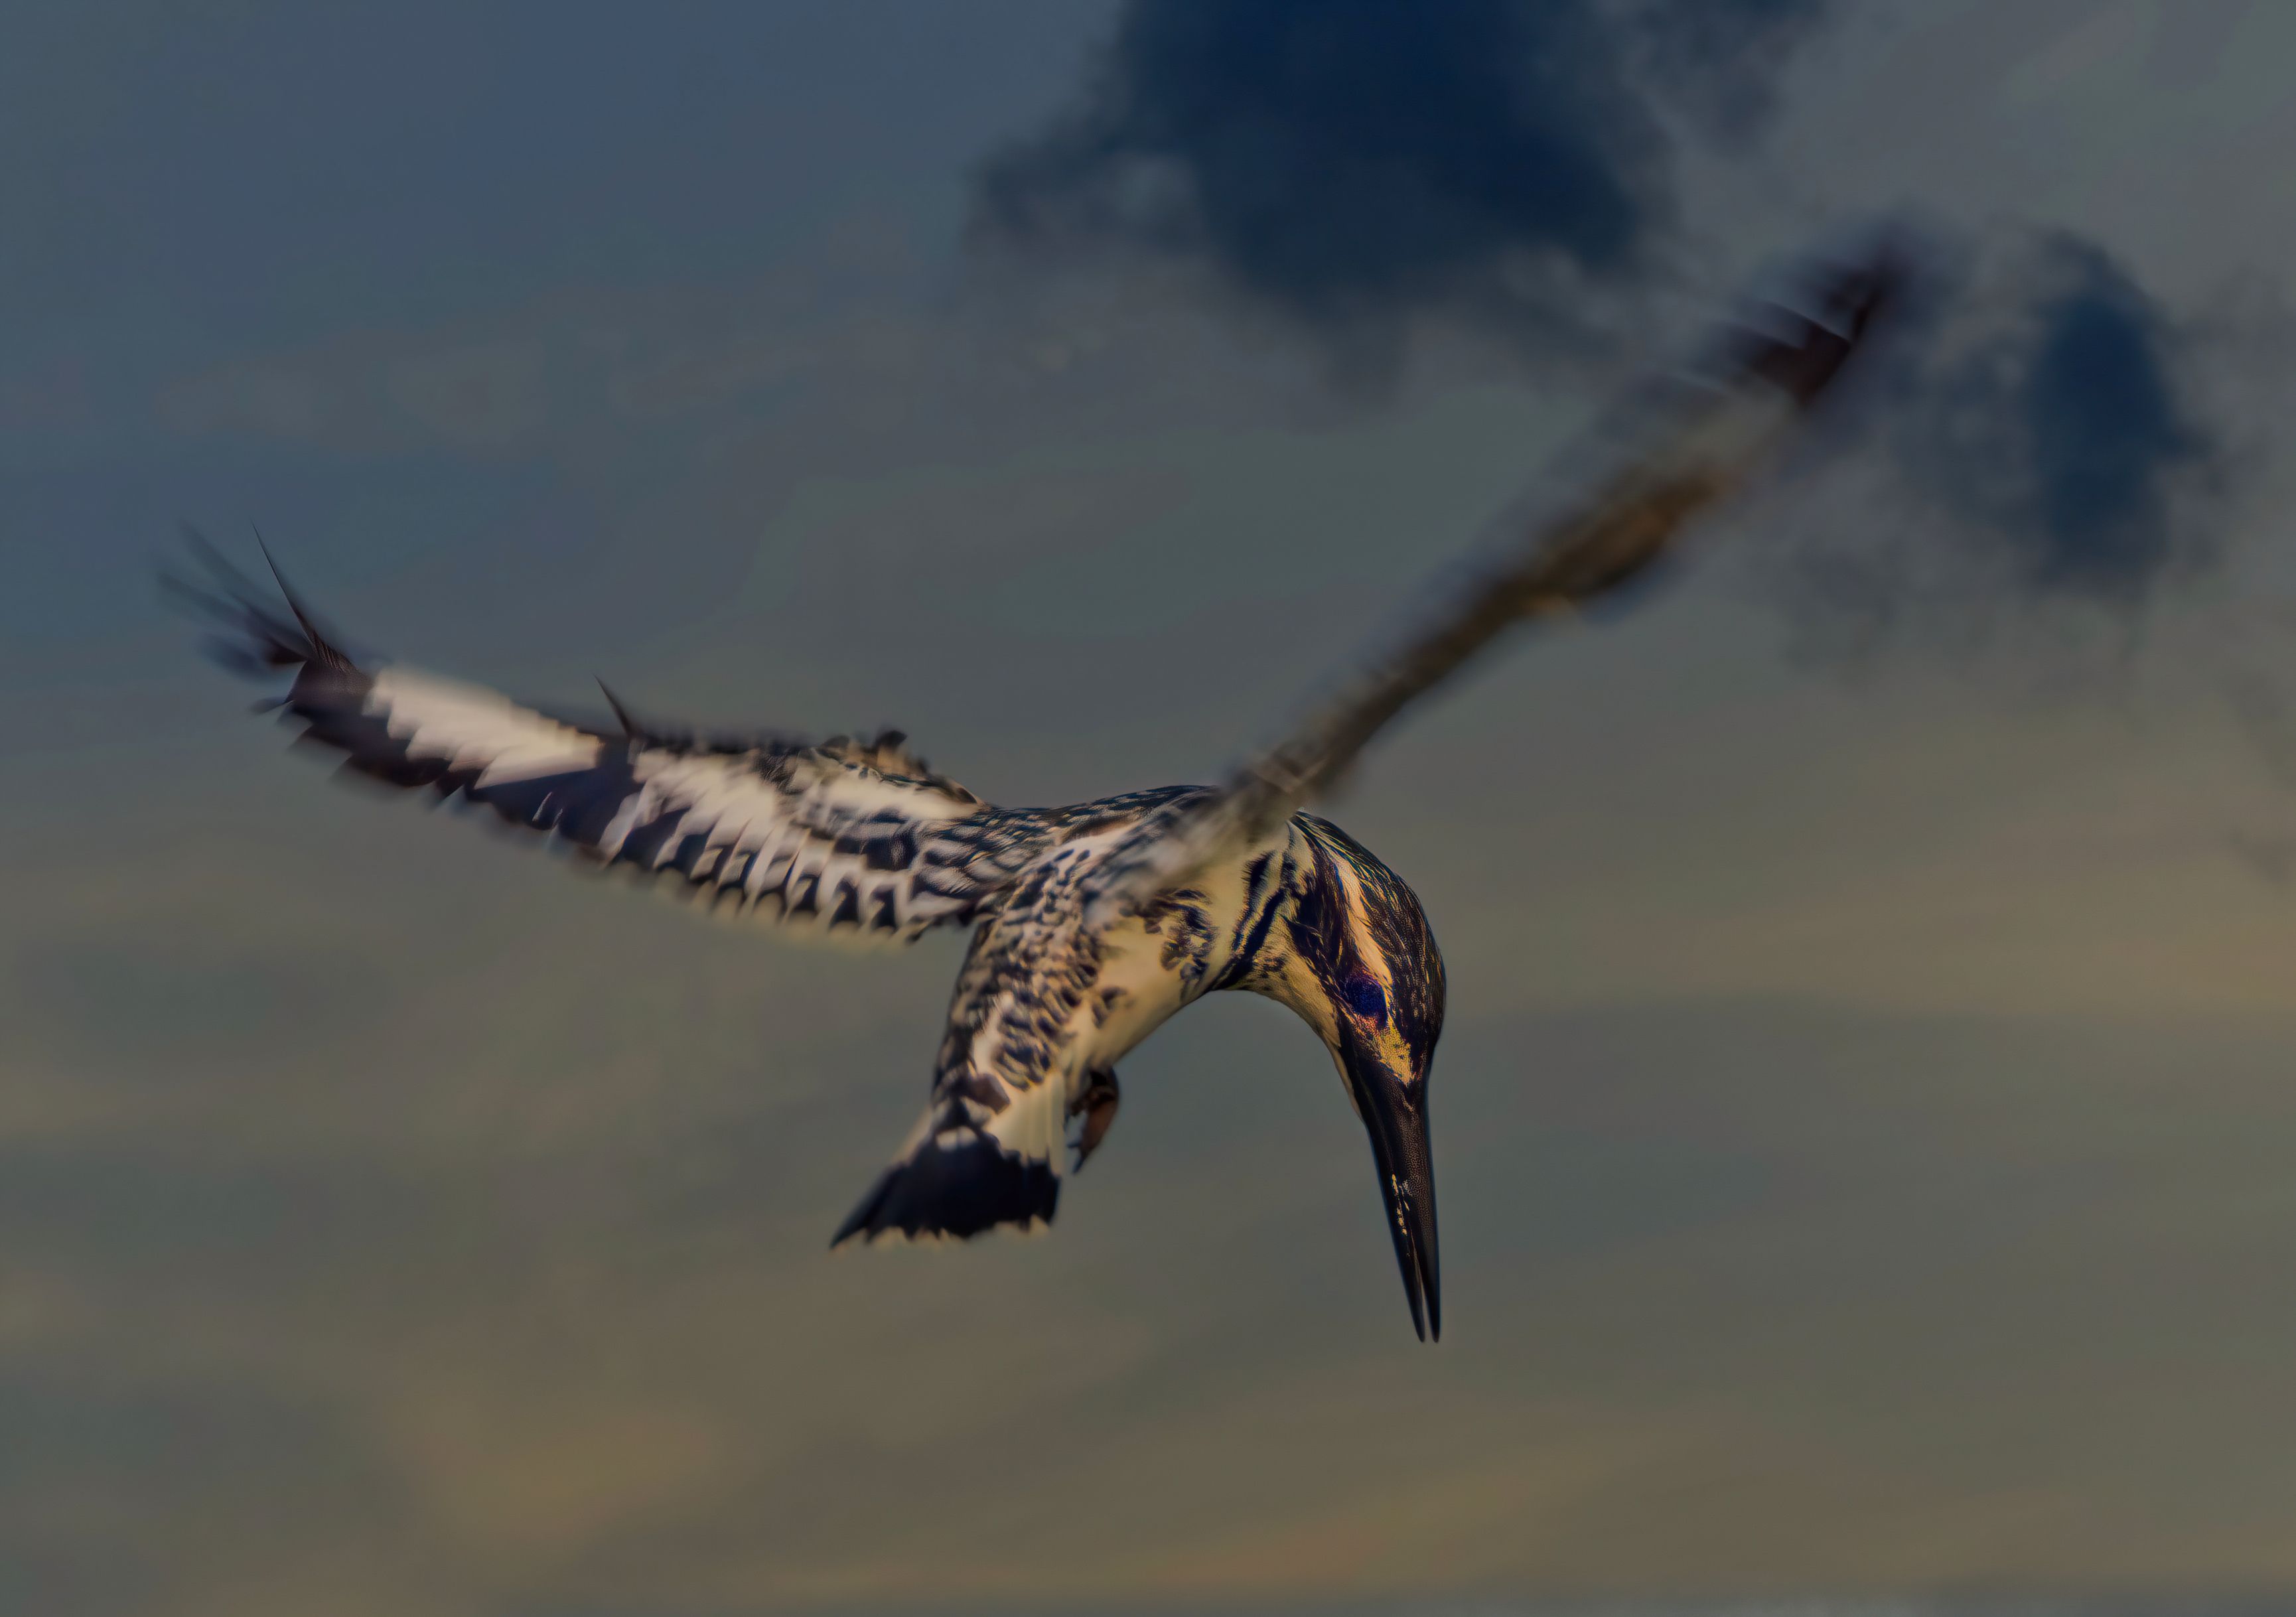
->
[1632, 0, 1833, 139]
[972, 0, 1830, 346]
[1902, 234, 2219, 602]
[1766, 229, 2230, 653]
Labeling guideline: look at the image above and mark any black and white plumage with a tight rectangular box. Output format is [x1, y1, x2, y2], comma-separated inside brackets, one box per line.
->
[174, 247, 1897, 1342]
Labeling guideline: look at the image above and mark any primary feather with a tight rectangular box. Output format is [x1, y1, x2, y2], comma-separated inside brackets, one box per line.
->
[171, 541, 1052, 943]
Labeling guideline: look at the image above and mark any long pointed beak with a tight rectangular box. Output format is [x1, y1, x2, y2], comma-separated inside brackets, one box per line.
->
[1344, 1047, 1441, 1342]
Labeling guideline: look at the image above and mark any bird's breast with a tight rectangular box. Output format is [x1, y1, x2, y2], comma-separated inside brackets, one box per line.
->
[1092, 832, 1292, 1056]
[1077, 918, 1195, 1066]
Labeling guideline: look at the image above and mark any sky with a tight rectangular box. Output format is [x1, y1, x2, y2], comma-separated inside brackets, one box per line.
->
[11, 2, 2296, 1613]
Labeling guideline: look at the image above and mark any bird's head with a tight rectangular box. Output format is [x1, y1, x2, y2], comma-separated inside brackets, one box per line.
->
[1282, 818, 1448, 1342]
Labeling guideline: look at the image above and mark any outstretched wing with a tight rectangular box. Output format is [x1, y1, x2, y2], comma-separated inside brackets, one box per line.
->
[171, 540, 1052, 942]
[1088, 244, 1904, 919]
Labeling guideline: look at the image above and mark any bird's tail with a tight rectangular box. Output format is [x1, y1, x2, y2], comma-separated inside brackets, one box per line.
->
[829, 1120, 1062, 1247]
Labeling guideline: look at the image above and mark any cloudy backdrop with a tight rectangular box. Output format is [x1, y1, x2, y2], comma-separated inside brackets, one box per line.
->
[10, 2, 2296, 1612]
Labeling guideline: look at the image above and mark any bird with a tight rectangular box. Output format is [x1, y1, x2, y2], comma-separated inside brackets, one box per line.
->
[171, 244, 1897, 1342]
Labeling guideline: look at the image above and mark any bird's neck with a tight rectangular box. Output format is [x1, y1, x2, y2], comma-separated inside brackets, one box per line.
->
[1234, 823, 1350, 1044]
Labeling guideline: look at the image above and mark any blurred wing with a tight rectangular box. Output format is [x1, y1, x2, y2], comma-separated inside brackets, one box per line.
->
[1088, 246, 1902, 920]
[171, 543, 1052, 943]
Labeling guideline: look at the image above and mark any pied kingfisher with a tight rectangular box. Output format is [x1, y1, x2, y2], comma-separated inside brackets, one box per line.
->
[174, 247, 1895, 1340]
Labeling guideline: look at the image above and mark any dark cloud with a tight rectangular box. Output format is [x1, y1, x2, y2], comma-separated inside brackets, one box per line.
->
[978, 3, 2231, 644]
[972, 0, 1831, 353]
[1768, 230, 2230, 658]
[1631, 0, 1833, 139]
[1902, 234, 2219, 601]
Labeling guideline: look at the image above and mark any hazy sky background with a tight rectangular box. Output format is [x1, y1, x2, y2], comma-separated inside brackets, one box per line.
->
[12, 3, 2296, 1613]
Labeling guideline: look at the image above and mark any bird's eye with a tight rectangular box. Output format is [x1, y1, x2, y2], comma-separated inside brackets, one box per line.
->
[1342, 974, 1388, 1023]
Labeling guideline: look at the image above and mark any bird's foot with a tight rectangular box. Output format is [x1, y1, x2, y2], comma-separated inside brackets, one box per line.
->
[1068, 1069, 1121, 1171]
